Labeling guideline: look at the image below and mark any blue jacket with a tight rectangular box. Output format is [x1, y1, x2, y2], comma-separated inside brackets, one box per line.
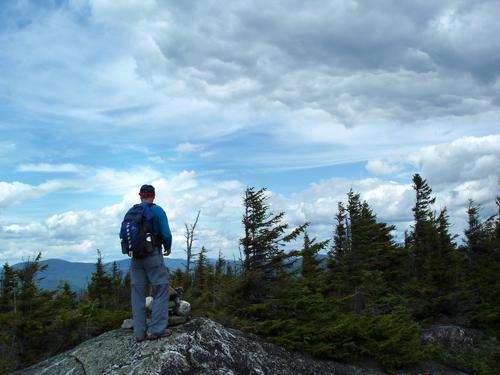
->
[121, 202, 172, 250]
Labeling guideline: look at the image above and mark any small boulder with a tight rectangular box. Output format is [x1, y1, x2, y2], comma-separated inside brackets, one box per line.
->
[121, 319, 134, 329]
[177, 300, 190, 316]
[122, 294, 191, 330]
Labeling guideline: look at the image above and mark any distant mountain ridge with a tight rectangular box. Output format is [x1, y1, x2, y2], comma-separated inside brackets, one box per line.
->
[10, 257, 200, 291]
[10, 254, 327, 291]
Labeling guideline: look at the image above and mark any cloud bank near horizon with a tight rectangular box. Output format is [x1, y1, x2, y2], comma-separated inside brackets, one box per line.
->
[1, 135, 498, 264]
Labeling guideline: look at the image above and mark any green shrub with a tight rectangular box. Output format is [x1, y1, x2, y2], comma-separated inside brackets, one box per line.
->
[256, 310, 428, 368]
[436, 337, 500, 375]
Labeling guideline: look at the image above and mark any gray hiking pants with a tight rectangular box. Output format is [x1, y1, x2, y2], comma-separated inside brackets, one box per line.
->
[130, 252, 169, 337]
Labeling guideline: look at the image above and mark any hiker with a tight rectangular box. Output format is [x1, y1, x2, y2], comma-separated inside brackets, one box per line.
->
[120, 184, 173, 342]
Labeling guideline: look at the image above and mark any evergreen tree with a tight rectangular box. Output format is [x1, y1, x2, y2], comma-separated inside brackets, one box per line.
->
[239, 187, 306, 318]
[214, 251, 226, 278]
[300, 230, 329, 292]
[0, 263, 17, 313]
[87, 250, 112, 309]
[171, 268, 185, 290]
[409, 174, 436, 277]
[109, 261, 122, 309]
[332, 202, 349, 261]
[47, 281, 81, 356]
[13, 253, 57, 365]
[121, 270, 131, 308]
[434, 208, 459, 313]
[465, 200, 485, 261]
[407, 174, 458, 320]
[193, 246, 209, 299]
[463, 198, 500, 330]
[0, 262, 19, 372]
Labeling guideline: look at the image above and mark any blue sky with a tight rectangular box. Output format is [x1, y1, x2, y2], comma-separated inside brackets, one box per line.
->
[1, 0, 499, 264]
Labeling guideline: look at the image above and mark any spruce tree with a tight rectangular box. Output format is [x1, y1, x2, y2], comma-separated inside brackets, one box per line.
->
[434, 208, 459, 313]
[239, 186, 306, 318]
[109, 262, 122, 309]
[300, 230, 329, 292]
[193, 246, 209, 299]
[14, 253, 56, 365]
[333, 202, 349, 260]
[325, 190, 408, 312]
[0, 263, 17, 313]
[87, 250, 112, 309]
[409, 174, 436, 277]
[465, 200, 484, 260]
[463, 198, 500, 330]
[408, 174, 458, 320]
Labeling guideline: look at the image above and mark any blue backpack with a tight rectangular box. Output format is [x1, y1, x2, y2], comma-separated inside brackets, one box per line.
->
[120, 203, 157, 258]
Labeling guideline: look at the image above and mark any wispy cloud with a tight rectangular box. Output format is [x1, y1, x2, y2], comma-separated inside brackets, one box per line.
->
[365, 160, 402, 176]
[0, 179, 76, 210]
[175, 142, 202, 154]
[17, 163, 85, 173]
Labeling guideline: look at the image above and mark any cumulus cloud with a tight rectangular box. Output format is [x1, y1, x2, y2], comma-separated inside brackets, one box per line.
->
[0, 170, 245, 263]
[408, 135, 500, 186]
[363, 134, 500, 234]
[1, 133, 499, 264]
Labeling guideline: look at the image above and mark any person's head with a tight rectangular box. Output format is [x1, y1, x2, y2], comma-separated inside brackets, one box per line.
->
[139, 184, 155, 203]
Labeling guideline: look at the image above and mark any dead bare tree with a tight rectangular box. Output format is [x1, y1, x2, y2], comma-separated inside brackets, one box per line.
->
[184, 210, 201, 275]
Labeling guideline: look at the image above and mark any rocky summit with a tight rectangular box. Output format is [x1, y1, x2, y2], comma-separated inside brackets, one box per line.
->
[15, 318, 467, 375]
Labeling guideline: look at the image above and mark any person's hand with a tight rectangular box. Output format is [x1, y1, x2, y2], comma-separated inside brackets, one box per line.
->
[163, 248, 171, 256]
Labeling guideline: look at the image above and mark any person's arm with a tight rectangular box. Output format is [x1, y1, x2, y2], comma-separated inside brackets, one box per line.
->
[156, 206, 172, 254]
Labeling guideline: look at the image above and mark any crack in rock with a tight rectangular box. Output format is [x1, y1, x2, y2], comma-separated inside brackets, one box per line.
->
[68, 353, 87, 375]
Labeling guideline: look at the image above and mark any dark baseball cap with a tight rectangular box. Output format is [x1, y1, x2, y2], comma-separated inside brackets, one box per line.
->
[139, 184, 155, 198]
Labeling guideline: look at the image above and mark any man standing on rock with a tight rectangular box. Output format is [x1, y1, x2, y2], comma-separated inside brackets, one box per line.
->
[120, 184, 173, 342]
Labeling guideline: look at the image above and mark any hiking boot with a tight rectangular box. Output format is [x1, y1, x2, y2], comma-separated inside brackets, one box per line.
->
[135, 335, 146, 343]
[146, 329, 172, 340]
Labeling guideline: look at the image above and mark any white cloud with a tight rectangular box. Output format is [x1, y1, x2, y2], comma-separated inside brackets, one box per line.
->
[360, 134, 500, 238]
[17, 163, 85, 173]
[148, 156, 165, 164]
[279, 178, 415, 227]
[0, 170, 245, 263]
[366, 159, 402, 175]
[5, 164, 164, 201]
[0, 180, 74, 210]
[88, 166, 162, 194]
[408, 134, 500, 186]
[1, 136, 498, 264]
[175, 143, 202, 154]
